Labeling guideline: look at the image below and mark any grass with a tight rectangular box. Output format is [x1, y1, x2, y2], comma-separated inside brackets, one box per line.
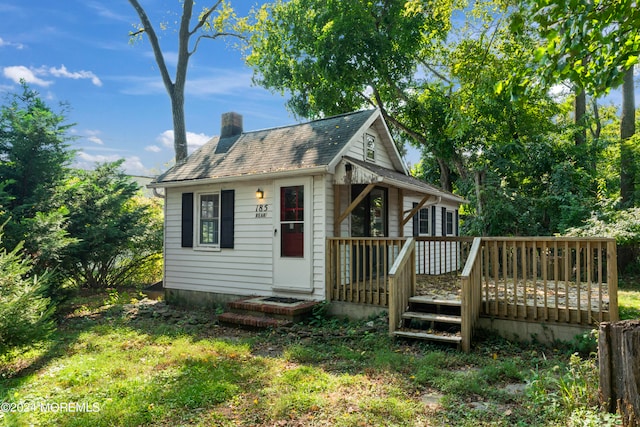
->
[619, 273, 640, 320]
[0, 285, 637, 426]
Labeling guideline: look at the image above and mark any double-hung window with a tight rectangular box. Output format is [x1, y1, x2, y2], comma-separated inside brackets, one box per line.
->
[446, 210, 454, 236]
[198, 193, 220, 247]
[182, 190, 234, 249]
[418, 208, 429, 235]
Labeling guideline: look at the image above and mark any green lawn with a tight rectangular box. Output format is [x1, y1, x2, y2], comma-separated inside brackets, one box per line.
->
[0, 288, 633, 427]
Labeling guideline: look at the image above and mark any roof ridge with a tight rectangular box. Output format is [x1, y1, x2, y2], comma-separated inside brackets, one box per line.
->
[241, 109, 376, 136]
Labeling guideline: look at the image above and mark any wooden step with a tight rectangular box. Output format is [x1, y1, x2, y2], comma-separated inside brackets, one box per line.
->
[393, 329, 462, 344]
[402, 311, 462, 324]
[218, 312, 292, 328]
[409, 296, 461, 306]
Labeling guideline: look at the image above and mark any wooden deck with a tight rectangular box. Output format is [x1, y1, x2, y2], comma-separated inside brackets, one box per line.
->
[327, 236, 619, 351]
[416, 274, 613, 324]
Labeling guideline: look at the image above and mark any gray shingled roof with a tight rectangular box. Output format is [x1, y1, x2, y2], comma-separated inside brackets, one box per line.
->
[155, 109, 377, 184]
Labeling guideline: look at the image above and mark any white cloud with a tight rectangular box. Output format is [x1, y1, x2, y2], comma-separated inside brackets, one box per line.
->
[118, 69, 253, 97]
[74, 152, 150, 175]
[86, 2, 130, 22]
[49, 65, 102, 86]
[0, 37, 24, 49]
[145, 145, 162, 153]
[185, 71, 253, 96]
[3, 65, 52, 87]
[83, 129, 104, 145]
[3, 64, 102, 87]
[157, 130, 211, 153]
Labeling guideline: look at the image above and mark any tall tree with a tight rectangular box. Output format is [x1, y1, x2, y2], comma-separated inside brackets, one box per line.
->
[0, 83, 74, 218]
[245, 0, 457, 189]
[0, 83, 75, 265]
[523, 0, 640, 204]
[620, 66, 636, 206]
[128, 0, 244, 163]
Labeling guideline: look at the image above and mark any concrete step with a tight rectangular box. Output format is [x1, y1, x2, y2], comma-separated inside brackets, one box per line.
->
[409, 296, 461, 307]
[393, 329, 462, 344]
[218, 312, 292, 329]
[402, 311, 462, 324]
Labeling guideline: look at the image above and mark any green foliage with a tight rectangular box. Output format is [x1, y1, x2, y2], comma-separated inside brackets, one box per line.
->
[246, 0, 454, 119]
[59, 161, 163, 289]
[0, 236, 54, 352]
[526, 353, 614, 425]
[521, 0, 640, 95]
[0, 83, 75, 270]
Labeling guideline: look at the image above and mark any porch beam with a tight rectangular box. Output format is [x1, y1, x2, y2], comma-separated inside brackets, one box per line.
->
[335, 182, 376, 227]
[401, 194, 438, 228]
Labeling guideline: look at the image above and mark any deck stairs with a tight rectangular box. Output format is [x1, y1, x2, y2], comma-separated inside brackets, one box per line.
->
[393, 296, 463, 347]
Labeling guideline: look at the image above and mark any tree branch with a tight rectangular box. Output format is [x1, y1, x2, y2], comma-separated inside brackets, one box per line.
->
[128, 0, 175, 93]
[419, 61, 451, 84]
[190, 32, 246, 56]
[190, 0, 224, 36]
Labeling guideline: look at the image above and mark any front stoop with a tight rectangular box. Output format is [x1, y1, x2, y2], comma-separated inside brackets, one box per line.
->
[218, 296, 320, 329]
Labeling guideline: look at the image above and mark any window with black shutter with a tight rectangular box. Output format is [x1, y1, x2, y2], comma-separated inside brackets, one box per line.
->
[182, 190, 235, 249]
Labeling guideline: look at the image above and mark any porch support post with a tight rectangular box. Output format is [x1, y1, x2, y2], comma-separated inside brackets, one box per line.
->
[401, 195, 438, 229]
[335, 182, 376, 228]
[333, 185, 342, 237]
[398, 189, 404, 237]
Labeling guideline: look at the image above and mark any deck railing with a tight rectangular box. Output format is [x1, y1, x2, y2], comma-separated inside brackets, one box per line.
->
[388, 238, 416, 335]
[415, 237, 474, 275]
[326, 236, 619, 333]
[326, 238, 405, 306]
[479, 237, 618, 325]
[460, 238, 483, 352]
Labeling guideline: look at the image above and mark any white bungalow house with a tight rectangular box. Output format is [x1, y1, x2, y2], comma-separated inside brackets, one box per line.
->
[149, 109, 466, 309]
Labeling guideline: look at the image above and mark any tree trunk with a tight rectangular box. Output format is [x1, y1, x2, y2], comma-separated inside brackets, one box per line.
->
[599, 320, 640, 426]
[436, 157, 452, 192]
[574, 87, 586, 146]
[620, 65, 636, 207]
[170, 87, 188, 163]
[474, 170, 485, 218]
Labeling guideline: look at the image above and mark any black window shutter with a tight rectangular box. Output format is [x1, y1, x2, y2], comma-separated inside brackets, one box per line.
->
[441, 207, 446, 236]
[431, 206, 436, 236]
[455, 209, 459, 236]
[181, 192, 194, 248]
[412, 202, 418, 237]
[220, 190, 235, 248]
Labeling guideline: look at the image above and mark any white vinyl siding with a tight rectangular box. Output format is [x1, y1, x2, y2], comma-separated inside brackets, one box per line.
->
[344, 127, 395, 170]
[164, 178, 326, 301]
[403, 197, 461, 274]
[164, 182, 274, 296]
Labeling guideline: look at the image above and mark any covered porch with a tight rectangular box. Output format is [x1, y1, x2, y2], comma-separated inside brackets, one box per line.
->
[326, 236, 619, 352]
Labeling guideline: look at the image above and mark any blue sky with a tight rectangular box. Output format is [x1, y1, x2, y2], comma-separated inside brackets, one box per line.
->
[0, 0, 308, 176]
[0, 1, 634, 177]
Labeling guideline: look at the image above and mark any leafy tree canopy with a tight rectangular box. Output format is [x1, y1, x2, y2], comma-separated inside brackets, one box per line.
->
[517, 0, 640, 94]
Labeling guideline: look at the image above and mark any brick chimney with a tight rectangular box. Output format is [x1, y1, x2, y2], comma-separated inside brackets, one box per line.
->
[220, 112, 243, 138]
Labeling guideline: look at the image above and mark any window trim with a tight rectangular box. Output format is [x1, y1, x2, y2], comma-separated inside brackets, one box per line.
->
[418, 207, 429, 236]
[365, 133, 376, 162]
[445, 210, 454, 236]
[195, 191, 221, 250]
